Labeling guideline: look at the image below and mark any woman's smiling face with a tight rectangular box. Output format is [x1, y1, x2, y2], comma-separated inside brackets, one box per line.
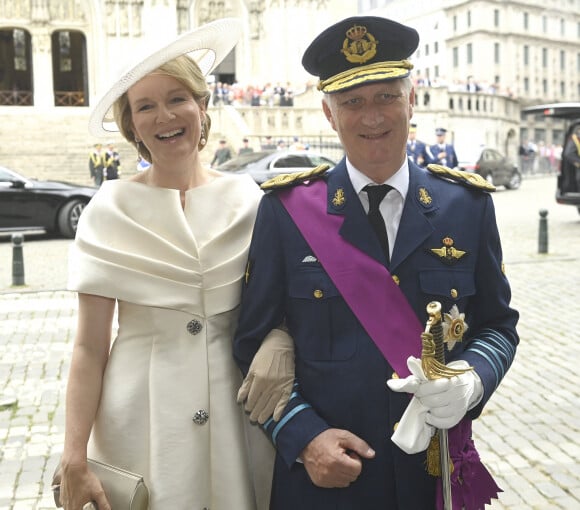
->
[128, 72, 205, 163]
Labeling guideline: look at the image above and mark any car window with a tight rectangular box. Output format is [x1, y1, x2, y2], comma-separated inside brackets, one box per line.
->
[0, 168, 13, 181]
[218, 151, 274, 171]
[307, 155, 336, 166]
[273, 155, 310, 168]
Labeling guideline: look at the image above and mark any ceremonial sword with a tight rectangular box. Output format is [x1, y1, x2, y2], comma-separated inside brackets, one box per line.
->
[421, 301, 471, 510]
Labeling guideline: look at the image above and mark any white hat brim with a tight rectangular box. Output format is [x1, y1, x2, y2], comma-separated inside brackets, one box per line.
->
[88, 17, 242, 137]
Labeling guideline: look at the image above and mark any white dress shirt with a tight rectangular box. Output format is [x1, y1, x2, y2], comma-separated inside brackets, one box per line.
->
[346, 158, 409, 260]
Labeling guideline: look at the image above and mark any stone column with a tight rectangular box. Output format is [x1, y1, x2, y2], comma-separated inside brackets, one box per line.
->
[30, 28, 54, 109]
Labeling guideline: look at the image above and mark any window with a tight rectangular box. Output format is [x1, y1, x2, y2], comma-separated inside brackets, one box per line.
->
[467, 11, 471, 28]
[524, 77, 529, 92]
[542, 48, 548, 68]
[494, 9, 499, 27]
[542, 16, 547, 33]
[560, 50, 565, 70]
[425, 44, 429, 56]
[560, 81, 565, 96]
[523, 45, 529, 66]
[494, 43, 500, 64]
[467, 43, 472, 65]
[434, 41, 439, 53]
[453, 15, 457, 31]
[560, 19, 565, 36]
[453, 47, 459, 67]
[523, 12, 529, 30]
[542, 79, 547, 95]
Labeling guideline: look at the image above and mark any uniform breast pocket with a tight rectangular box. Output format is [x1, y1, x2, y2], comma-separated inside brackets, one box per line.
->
[287, 268, 358, 362]
[419, 269, 475, 310]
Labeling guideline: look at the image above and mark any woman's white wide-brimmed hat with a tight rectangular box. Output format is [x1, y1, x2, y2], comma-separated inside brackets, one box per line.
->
[88, 17, 242, 137]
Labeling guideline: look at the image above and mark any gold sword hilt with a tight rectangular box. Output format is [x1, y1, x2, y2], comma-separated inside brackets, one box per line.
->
[421, 301, 472, 379]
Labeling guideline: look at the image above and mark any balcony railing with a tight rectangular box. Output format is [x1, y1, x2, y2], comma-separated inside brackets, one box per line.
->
[0, 90, 33, 105]
[54, 91, 86, 106]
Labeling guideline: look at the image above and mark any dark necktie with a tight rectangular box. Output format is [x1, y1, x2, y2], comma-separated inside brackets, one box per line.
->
[364, 184, 392, 263]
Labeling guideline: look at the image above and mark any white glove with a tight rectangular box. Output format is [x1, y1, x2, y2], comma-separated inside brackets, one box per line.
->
[387, 357, 483, 452]
[415, 360, 483, 430]
[387, 357, 434, 453]
[237, 328, 295, 424]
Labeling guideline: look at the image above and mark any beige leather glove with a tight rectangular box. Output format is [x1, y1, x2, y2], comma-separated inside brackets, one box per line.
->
[237, 328, 295, 424]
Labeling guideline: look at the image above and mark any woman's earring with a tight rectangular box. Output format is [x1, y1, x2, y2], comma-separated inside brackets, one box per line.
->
[199, 137, 206, 146]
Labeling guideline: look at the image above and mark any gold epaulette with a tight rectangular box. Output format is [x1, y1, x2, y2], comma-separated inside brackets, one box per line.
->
[260, 164, 331, 190]
[427, 164, 495, 192]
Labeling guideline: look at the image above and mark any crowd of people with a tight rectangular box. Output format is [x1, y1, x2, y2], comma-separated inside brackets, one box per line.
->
[519, 139, 563, 174]
[210, 80, 306, 107]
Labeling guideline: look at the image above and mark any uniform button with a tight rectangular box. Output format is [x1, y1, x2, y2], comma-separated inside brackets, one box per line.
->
[313, 289, 323, 298]
[187, 319, 203, 335]
[450, 288, 458, 298]
[393, 421, 399, 432]
[192, 409, 209, 425]
[392, 275, 400, 285]
[391, 372, 399, 379]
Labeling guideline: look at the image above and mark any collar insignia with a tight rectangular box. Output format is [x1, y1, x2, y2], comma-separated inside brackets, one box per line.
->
[429, 237, 467, 265]
[342, 24, 377, 64]
[418, 187, 432, 206]
[332, 188, 346, 208]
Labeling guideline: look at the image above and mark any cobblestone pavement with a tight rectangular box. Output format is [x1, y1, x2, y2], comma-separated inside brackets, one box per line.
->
[1, 175, 579, 509]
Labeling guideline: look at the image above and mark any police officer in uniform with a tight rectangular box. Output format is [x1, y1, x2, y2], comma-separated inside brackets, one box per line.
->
[406, 123, 427, 167]
[234, 15, 518, 510]
[88, 143, 105, 186]
[426, 127, 459, 168]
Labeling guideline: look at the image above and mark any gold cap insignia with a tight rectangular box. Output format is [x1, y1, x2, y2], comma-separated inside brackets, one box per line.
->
[332, 188, 346, 208]
[418, 187, 432, 205]
[342, 24, 377, 64]
[429, 237, 467, 265]
[260, 164, 330, 190]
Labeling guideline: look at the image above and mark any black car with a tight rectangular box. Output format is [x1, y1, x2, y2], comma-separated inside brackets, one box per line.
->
[457, 147, 522, 190]
[217, 150, 337, 184]
[522, 103, 580, 214]
[0, 166, 97, 238]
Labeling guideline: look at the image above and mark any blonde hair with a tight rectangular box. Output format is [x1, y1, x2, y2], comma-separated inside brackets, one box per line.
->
[113, 55, 212, 163]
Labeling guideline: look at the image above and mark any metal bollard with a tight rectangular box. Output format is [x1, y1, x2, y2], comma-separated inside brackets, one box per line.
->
[11, 233, 25, 286]
[538, 209, 548, 254]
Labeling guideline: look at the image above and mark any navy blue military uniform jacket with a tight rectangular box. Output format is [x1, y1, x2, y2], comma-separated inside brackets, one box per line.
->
[406, 139, 427, 166]
[234, 159, 519, 510]
[426, 143, 459, 169]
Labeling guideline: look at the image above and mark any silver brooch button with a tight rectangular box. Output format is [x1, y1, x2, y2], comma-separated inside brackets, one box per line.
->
[187, 319, 203, 335]
[192, 409, 209, 425]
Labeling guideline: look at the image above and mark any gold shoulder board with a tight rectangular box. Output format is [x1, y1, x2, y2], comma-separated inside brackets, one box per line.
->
[427, 164, 495, 192]
[260, 164, 331, 190]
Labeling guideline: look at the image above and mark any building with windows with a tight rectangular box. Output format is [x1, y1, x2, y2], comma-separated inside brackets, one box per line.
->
[365, 0, 580, 149]
[1, 0, 578, 181]
[0, 0, 351, 181]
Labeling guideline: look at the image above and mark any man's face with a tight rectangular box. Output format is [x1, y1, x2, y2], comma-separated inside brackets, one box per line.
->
[322, 79, 414, 180]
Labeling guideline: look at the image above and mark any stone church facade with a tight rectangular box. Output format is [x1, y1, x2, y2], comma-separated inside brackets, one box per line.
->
[0, 0, 352, 181]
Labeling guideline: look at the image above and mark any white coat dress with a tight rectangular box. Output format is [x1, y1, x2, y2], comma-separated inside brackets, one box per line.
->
[67, 174, 274, 510]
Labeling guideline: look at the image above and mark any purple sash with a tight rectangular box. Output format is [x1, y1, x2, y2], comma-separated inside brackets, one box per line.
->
[279, 179, 421, 377]
[279, 179, 502, 509]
